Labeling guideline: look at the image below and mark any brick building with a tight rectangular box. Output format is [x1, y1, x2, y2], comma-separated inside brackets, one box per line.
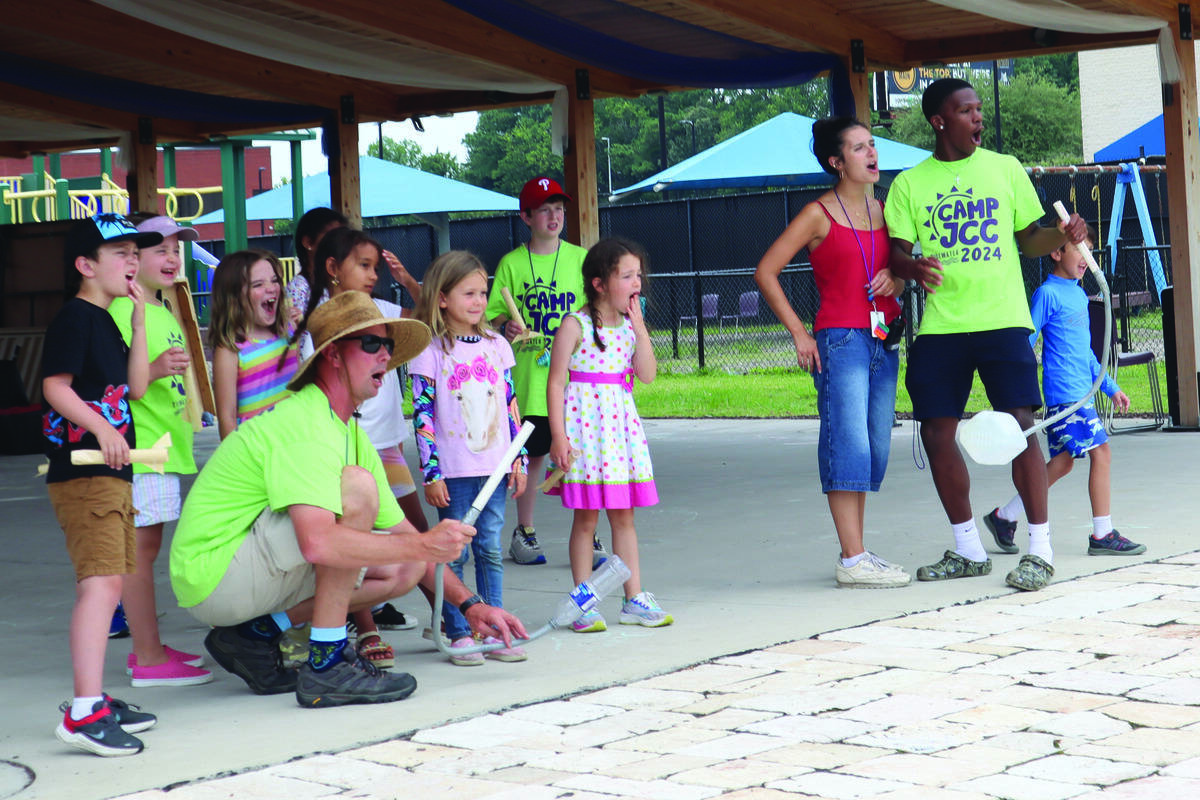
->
[0, 146, 272, 241]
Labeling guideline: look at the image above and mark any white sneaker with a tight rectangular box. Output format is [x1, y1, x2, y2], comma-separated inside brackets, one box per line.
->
[619, 592, 674, 627]
[835, 554, 911, 588]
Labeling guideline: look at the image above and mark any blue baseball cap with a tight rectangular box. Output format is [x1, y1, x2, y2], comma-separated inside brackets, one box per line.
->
[63, 213, 163, 268]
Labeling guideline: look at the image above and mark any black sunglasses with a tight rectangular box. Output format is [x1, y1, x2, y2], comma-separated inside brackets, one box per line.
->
[343, 334, 395, 356]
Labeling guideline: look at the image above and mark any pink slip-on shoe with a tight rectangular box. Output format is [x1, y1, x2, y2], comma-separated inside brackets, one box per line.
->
[448, 636, 484, 666]
[483, 636, 528, 662]
[130, 660, 213, 688]
[126, 645, 205, 676]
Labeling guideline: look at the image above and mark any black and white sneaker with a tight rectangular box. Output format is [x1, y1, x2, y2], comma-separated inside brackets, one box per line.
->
[55, 700, 145, 757]
[101, 694, 157, 733]
[372, 602, 417, 631]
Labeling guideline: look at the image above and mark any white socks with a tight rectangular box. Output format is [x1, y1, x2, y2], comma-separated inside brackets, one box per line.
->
[952, 520, 988, 562]
[998, 495, 1024, 522]
[1092, 515, 1113, 539]
[1028, 522, 1053, 562]
[841, 551, 868, 568]
[71, 695, 103, 720]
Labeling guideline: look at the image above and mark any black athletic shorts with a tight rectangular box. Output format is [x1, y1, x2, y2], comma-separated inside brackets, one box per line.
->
[522, 415, 552, 458]
[905, 327, 1042, 420]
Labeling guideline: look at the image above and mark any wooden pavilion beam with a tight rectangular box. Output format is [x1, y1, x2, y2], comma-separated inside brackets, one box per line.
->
[906, 28, 1158, 65]
[1161, 13, 1200, 426]
[0, 139, 123, 159]
[378, 90, 557, 121]
[562, 75, 600, 250]
[284, 0, 656, 98]
[0, 83, 205, 141]
[1100, 0, 1183, 18]
[5, 0, 403, 121]
[670, 0, 907, 66]
[329, 98, 362, 229]
[127, 119, 158, 215]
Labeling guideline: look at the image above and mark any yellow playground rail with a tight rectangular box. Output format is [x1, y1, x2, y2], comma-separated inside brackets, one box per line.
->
[279, 256, 298, 283]
[0, 172, 221, 224]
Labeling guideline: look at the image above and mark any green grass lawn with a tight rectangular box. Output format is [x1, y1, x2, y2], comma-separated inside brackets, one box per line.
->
[635, 358, 1167, 419]
[638, 309, 1168, 418]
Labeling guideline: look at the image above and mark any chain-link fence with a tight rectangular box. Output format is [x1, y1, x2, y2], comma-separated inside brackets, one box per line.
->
[203, 165, 1171, 377]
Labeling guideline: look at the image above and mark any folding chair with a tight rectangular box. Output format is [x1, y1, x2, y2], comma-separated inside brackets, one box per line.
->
[721, 290, 760, 333]
[1087, 299, 1166, 434]
[680, 293, 718, 331]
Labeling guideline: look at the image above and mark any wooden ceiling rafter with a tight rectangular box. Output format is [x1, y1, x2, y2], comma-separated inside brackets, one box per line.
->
[280, 0, 658, 98]
[663, 0, 909, 67]
[373, 90, 560, 121]
[1098, 0, 1181, 19]
[2, 0, 405, 122]
[908, 27, 1161, 66]
[0, 82, 206, 141]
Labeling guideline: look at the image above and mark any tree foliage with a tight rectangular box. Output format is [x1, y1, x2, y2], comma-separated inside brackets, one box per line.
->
[367, 136, 463, 180]
[462, 85, 831, 198]
[371, 54, 1082, 201]
[886, 67, 1082, 166]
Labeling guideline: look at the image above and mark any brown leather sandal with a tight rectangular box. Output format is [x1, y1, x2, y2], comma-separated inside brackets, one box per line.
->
[355, 632, 395, 669]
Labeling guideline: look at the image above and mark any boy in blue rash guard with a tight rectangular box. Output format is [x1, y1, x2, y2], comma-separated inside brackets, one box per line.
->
[984, 226, 1146, 557]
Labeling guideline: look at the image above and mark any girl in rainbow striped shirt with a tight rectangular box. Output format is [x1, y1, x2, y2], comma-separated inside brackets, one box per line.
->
[209, 250, 299, 440]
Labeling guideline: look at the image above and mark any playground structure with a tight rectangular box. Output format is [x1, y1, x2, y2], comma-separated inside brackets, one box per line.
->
[0, 169, 218, 226]
[0, 136, 312, 323]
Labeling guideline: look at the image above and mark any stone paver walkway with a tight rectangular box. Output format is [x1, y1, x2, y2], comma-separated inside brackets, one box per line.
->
[115, 553, 1200, 800]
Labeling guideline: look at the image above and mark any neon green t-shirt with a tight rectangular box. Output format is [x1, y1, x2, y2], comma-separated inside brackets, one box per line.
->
[169, 383, 402, 608]
[884, 148, 1045, 335]
[485, 241, 586, 416]
[109, 297, 196, 475]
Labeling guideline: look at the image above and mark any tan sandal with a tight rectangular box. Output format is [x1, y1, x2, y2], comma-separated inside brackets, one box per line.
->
[356, 632, 395, 669]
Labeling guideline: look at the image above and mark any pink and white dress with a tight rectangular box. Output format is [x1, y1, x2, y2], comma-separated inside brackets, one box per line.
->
[550, 311, 657, 509]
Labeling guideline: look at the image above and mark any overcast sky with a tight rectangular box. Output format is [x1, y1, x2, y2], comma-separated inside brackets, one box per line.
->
[263, 112, 479, 184]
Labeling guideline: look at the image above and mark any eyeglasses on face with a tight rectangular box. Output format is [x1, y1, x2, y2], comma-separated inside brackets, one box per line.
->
[343, 333, 395, 355]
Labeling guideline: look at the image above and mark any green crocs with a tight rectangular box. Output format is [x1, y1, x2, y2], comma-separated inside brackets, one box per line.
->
[915, 550, 992, 581]
[1005, 554, 1054, 591]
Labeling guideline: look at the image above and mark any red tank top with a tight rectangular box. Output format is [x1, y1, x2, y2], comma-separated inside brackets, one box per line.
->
[810, 202, 901, 331]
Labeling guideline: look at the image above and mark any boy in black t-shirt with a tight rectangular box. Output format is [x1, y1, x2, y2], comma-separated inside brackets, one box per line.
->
[43, 213, 160, 757]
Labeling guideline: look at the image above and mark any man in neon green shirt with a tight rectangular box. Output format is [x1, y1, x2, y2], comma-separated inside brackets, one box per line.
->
[886, 78, 1087, 592]
[171, 292, 528, 706]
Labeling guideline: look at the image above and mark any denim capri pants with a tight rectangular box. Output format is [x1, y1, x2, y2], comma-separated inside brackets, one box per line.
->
[814, 327, 899, 493]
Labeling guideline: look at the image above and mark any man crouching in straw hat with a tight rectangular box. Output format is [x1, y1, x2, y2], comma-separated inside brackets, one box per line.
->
[169, 291, 528, 707]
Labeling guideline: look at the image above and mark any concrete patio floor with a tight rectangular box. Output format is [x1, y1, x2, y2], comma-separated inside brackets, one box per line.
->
[0, 418, 1195, 799]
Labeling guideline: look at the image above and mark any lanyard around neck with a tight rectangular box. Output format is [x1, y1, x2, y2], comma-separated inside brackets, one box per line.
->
[833, 190, 877, 304]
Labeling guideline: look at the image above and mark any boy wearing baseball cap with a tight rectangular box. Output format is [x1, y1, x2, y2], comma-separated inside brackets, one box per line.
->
[43, 213, 161, 756]
[486, 177, 590, 567]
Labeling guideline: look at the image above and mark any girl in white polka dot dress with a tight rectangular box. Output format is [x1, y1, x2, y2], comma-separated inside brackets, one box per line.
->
[547, 238, 672, 632]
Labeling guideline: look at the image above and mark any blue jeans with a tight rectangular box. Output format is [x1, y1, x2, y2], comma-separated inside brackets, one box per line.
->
[814, 328, 899, 493]
[438, 476, 506, 641]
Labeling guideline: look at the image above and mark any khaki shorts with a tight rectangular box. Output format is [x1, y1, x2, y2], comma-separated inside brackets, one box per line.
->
[47, 476, 136, 581]
[188, 507, 316, 628]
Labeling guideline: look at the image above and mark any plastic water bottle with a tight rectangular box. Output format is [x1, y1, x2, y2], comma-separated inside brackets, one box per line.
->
[549, 555, 632, 628]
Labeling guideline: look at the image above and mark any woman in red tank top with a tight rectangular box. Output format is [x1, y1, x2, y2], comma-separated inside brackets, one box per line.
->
[754, 117, 908, 590]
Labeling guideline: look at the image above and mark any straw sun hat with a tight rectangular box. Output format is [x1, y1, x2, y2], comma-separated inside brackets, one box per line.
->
[288, 290, 431, 391]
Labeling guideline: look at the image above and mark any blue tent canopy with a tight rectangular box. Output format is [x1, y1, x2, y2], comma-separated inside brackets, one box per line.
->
[194, 156, 517, 224]
[610, 112, 931, 200]
[1093, 115, 1184, 162]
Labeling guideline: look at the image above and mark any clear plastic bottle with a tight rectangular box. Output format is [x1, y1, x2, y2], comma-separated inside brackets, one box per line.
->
[549, 555, 632, 628]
